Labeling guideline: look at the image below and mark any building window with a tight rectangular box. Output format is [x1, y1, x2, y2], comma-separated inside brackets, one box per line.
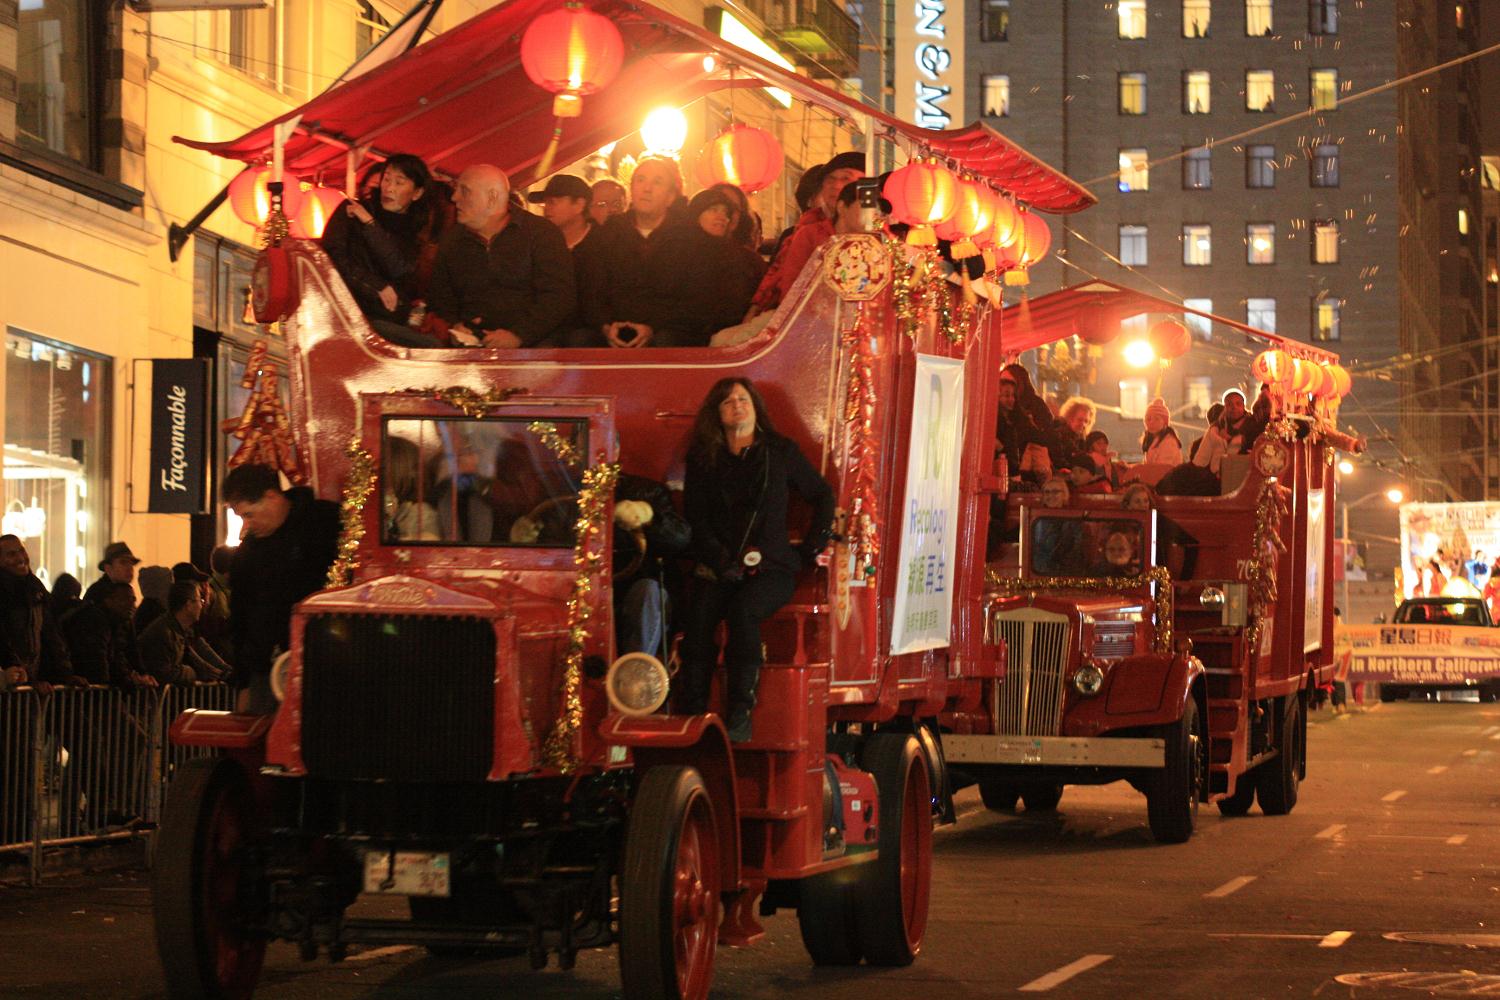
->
[1312, 219, 1340, 263]
[1245, 70, 1275, 112]
[225, 1, 283, 89]
[1311, 143, 1340, 187]
[1119, 379, 1150, 421]
[1119, 149, 1150, 192]
[1183, 71, 1212, 113]
[1120, 225, 1149, 266]
[1459, 207, 1470, 235]
[1247, 297, 1276, 332]
[1183, 0, 1211, 36]
[1184, 299, 1213, 341]
[1119, 72, 1148, 115]
[1183, 147, 1212, 189]
[16, 0, 99, 168]
[982, 74, 1011, 117]
[1247, 144, 1276, 188]
[1119, 0, 1148, 38]
[1314, 298, 1342, 341]
[1247, 223, 1276, 264]
[4, 330, 113, 589]
[981, 0, 1011, 41]
[1184, 376, 1214, 419]
[1246, 0, 1273, 35]
[1184, 224, 1212, 265]
[356, 0, 391, 57]
[1310, 0, 1338, 34]
[1311, 69, 1338, 111]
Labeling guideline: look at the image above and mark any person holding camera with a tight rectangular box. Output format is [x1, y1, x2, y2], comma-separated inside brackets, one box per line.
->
[677, 379, 834, 742]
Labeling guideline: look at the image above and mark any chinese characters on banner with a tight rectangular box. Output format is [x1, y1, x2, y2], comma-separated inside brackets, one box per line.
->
[890, 355, 965, 654]
[1335, 623, 1500, 685]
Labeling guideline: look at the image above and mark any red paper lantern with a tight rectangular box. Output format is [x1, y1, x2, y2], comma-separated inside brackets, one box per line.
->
[1308, 363, 1336, 399]
[1018, 211, 1052, 266]
[970, 187, 1002, 249]
[1073, 299, 1122, 346]
[228, 165, 305, 228]
[992, 197, 1020, 250]
[993, 218, 1030, 270]
[693, 124, 783, 194]
[520, 3, 625, 118]
[884, 161, 957, 245]
[934, 179, 991, 243]
[1325, 363, 1352, 398]
[294, 185, 347, 240]
[1149, 319, 1191, 360]
[1290, 357, 1319, 395]
[1251, 349, 1295, 389]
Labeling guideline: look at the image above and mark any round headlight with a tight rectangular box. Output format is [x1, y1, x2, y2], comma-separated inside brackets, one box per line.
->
[1199, 586, 1226, 609]
[605, 652, 671, 717]
[269, 650, 292, 702]
[1073, 663, 1105, 697]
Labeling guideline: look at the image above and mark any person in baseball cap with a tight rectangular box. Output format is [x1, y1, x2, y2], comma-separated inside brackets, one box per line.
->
[171, 561, 210, 584]
[84, 541, 141, 605]
[528, 174, 594, 251]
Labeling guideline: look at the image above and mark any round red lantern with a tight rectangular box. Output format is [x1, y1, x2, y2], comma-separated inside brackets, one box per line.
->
[294, 184, 347, 240]
[1149, 319, 1191, 360]
[883, 161, 957, 244]
[1307, 363, 1336, 399]
[228, 165, 305, 228]
[1290, 358, 1320, 395]
[1018, 211, 1052, 267]
[1251, 349, 1295, 390]
[1073, 299, 1122, 346]
[992, 197, 1020, 250]
[1325, 363, 1352, 398]
[694, 124, 783, 194]
[970, 187, 1003, 248]
[934, 179, 990, 243]
[520, 2, 625, 118]
[993, 218, 1030, 271]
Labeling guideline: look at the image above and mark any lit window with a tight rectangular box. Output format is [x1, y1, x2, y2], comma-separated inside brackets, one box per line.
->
[224, 1, 283, 90]
[1482, 158, 1500, 191]
[1456, 1, 1467, 30]
[981, 0, 1010, 42]
[1120, 0, 1148, 39]
[1183, 146, 1212, 189]
[1311, 69, 1338, 111]
[1119, 72, 1148, 115]
[1247, 297, 1276, 333]
[1119, 379, 1150, 421]
[1119, 148, 1150, 193]
[1247, 144, 1276, 188]
[1313, 220, 1340, 263]
[1120, 225, 1149, 266]
[1184, 375, 1214, 418]
[1246, 0, 1273, 35]
[1245, 70, 1275, 112]
[1311, 143, 1340, 187]
[1183, 70, 1211, 113]
[16, 0, 100, 167]
[1314, 297, 1342, 342]
[1183, 0, 1211, 36]
[1184, 224, 1212, 266]
[982, 74, 1010, 117]
[1310, 0, 1338, 34]
[1459, 207, 1470, 235]
[1184, 298, 1213, 341]
[1247, 223, 1276, 265]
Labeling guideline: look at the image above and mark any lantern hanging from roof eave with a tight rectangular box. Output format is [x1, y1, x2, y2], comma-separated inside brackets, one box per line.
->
[228, 165, 305, 228]
[934, 179, 995, 258]
[1289, 357, 1320, 395]
[883, 160, 958, 245]
[1074, 299, 1122, 346]
[1149, 319, 1191, 360]
[694, 124, 784, 194]
[1308, 363, 1336, 400]
[1251, 348, 1296, 391]
[520, 3, 625, 119]
[1325, 362, 1352, 398]
[294, 184, 347, 240]
[1018, 211, 1052, 267]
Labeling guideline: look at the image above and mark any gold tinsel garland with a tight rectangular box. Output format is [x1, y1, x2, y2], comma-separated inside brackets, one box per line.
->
[841, 307, 882, 579]
[986, 565, 1175, 654]
[1243, 479, 1291, 658]
[887, 240, 977, 346]
[410, 385, 525, 418]
[526, 421, 582, 466]
[326, 438, 377, 589]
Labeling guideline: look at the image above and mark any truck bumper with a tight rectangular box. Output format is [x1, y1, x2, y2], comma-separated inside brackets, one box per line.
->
[943, 734, 1166, 768]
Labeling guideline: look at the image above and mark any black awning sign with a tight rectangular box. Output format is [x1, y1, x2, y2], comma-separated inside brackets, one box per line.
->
[147, 358, 210, 514]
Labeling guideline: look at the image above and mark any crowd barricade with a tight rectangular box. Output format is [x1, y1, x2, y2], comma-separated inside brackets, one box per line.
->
[0, 683, 235, 884]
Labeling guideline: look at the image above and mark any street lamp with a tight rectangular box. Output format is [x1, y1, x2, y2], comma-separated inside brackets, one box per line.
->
[1340, 485, 1403, 619]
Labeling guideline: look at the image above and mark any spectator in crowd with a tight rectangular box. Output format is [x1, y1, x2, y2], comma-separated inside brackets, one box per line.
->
[1048, 396, 1096, 473]
[383, 436, 440, 542]
[1073, 430, 1116, 493]
[1090, 528, 1141, 577]
[322, 152, 434, 345]
[49, 573, 82, 622]
[529, 174, 594, 251]
[1140, 397, 1183, 466]
[749, 151, 865, 317]
[83, 541, 140, 605]
[1005, 363, 1055, 434]
[222, 463, 341, 714]
[588, 177, 628, 227]
[139, 581, 230, 686]
[995, 368, 1044, 478]
[135, 565, 172, 634]
[612, 473, 691, 658]
[358, 162, 384, 201]
[766, 163, 826, 258]
[200, 545, 234, 661]
[172, 560, 209, 593]
[1218, 389, 1264, 453]
[1030, 476, 1085, 575]
[1188, 402, 1224, 464]
[62, 580, 152, 688]
[0, 534, 81, 691]
[427, 163, 576, 348]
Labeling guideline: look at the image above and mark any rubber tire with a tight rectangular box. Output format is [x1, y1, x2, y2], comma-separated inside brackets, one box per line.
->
[1021, 783, 1064, 812]
[1216, 774, 1256, 817]
[1257, 696, 1302, 816]
[853, 734, 932, 967]
[977, 777, 1021, 812]
[1147, 698, 1205, 844]
[152, 757, 266, 1000]
[797, 870, 863, 966]
[619, 765, 720, 1000]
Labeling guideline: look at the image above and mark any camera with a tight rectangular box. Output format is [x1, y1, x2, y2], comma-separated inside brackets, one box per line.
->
[616, 324, 641, 344]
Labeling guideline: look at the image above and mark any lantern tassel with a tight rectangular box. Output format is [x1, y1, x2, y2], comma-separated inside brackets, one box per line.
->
[1004, 268, 1030, 286]
[906, 225, 937, 247]
[534, 119, 565, 180]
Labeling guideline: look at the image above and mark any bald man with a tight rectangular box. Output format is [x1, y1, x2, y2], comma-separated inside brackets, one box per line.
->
[426, 164, 576, 348]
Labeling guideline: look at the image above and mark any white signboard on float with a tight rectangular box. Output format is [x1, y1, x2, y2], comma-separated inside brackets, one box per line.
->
[890, 355, 966, 654]
[894, 0, 964, 129]
[1305, 488, 1326, 653]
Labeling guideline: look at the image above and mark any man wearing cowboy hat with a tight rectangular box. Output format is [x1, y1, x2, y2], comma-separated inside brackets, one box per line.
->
[83, 541, 141, 606]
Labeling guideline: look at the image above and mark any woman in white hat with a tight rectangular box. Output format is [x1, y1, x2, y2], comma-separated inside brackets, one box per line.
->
[1140, 397, 1183, 466]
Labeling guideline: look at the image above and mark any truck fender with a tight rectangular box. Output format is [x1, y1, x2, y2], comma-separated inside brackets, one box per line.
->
[169, 709, 273, 750]
[1163, 655, 1207, 724]
[1101, 654, 1205, 728]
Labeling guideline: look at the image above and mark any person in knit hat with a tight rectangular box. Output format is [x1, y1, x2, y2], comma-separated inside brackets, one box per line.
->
[1140, 397, 1183, 466]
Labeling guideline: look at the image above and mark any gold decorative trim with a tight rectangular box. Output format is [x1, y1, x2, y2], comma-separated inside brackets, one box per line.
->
[326, 438, 376, 589]
[986, 565, 1175, 654]
[410, 385, 526, 417]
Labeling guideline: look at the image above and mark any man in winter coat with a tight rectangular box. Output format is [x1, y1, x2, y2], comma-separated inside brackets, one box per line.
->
[0, 535, 83, 691]
[61, 580, 153, 688]
[82, 540, 140, 605]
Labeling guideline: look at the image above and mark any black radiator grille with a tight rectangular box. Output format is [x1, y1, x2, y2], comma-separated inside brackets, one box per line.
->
[300, 613, 496, 782]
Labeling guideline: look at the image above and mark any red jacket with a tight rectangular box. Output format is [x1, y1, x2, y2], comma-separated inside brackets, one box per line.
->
[751, 208, 833, 313]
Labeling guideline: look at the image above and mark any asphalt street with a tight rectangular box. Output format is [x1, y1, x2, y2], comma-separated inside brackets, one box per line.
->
[3, 699, 1499, 999]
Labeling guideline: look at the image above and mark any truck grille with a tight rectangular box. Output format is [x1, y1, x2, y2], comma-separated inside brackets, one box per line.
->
[990, 610, 1072, 736]
[300, 613, 496, 782]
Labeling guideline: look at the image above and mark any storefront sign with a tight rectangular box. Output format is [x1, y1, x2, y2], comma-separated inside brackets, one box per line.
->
[894, 0, 964, 129]
[1336, 623, 1500, 685]
[147, 359, 210, 514]
[890, 355, 966, 654]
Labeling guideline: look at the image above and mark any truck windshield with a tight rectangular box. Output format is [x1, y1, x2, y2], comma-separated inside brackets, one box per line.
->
[380, 417, 586, 547]
[1029, 517, 1145, 579]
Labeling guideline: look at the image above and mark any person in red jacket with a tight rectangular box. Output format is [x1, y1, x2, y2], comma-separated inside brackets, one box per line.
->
[746, 151, 866, 318]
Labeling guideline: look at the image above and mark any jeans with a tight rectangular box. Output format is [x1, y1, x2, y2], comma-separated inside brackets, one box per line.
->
[677, 570, 795, 716]
[618, 578, 669, 658]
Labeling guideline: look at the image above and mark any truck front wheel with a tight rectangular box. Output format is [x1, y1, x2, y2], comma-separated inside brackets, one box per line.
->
[978, 778, 1020, 811]
[1147, 699, 1205, 844]
[853, 733, 932, 966]
[1257, 696, 1303, 816]
[1021, 783, 1064, 812]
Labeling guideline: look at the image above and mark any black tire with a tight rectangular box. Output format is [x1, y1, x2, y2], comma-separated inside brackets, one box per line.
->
[1480, 685, 1500, 704]
[1257, 696, 1303, 816]
[797, 870, 863, 966]
[1147, 698, 1206, 844]
[1216, 774, 1256, 817]
[1379, 684, 1403, 702]
[853, 734, 932, 967]
[152, 757, 266, 1000]
[619, 766, 720, 1000]
[978, 777, 1020, 811]
[1021, 783, 1064, 812]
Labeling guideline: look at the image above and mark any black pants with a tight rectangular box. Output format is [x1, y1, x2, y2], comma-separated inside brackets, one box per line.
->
[677, 570, 795, 715]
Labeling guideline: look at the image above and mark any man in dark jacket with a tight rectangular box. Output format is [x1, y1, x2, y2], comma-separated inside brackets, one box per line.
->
[82, 540, 140, 605]
[0, 535, 83, 691]
[223, 464, 341, 714]
[139, 581, 230, 686]
[62, 581, 153, 688]
[612, 474, 691, 658]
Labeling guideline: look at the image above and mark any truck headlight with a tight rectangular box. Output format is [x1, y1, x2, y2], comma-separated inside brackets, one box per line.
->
[605, 653, 671, 717]
[1072, 663, 1105, 697]
[269, 650, 292, 702]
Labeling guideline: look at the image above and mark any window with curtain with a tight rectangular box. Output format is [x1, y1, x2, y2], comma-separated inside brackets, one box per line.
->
[981, 0, 1011, 41]
[1119, 0, 1148, 38]
[1247, 298, 1276, 332]
[1120, 225, 1149, 266]
[1184, 224, 1212, 265]
[1311, 69, 1338, 111]
[1312, 220, 1339, 263]
[1247, 223, 1276, 264]
[982, 74, 1011, 117]
[16, 0, 98, 167]
[1247, 144, 1276, 188]
[1119, 379, 1150, 420]
[1311, 144, 1340, 187]
[1184, 299, 1213, 341]
[1246, 0, 1273, 35]
[1245, 70, 1275, 112]
[1183, 0, 1211, 36]
[1119, 149, 1150, 192]
[1183, 147, 1212, 189]
[1119, 72, 1148, 115]
[1183, 70, 1212, 113]
[1314, 298, 1342, 341]
[1309, 0, 1338, 34]
[1184, 375, 1214, 418]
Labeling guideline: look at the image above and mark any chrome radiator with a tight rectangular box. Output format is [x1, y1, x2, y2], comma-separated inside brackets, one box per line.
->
[989, 609, 1072, 736]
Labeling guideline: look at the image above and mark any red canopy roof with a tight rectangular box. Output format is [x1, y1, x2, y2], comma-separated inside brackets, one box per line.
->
[173, 0, 1095, 214]
[1001, 280, 1341, 362]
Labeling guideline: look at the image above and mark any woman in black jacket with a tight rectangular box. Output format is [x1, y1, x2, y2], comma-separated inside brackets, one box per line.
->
[678, 378, 834, 742]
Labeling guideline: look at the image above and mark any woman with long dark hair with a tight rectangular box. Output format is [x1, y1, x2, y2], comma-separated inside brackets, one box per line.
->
[678, 378, 834, 742]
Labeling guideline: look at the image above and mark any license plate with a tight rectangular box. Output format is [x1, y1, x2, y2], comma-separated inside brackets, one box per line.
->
[363, 851, 451, 897]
